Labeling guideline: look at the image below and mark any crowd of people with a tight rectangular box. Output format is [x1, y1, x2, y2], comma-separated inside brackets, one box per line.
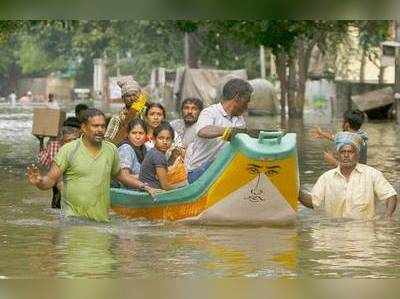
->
[26, 76, 398, 223]
[27, 77, 257, 222]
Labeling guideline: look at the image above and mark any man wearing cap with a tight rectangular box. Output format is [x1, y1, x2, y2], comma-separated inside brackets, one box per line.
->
[105, 76, 147, 145]
[299, 132, 397, 220]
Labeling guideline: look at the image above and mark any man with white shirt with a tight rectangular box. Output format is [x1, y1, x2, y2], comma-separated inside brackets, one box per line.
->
[299, 132, 397, 220]
[186, 78, 257, 183]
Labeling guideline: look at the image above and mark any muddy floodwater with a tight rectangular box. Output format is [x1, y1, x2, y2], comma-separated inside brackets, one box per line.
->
[1, 103, 400, 278]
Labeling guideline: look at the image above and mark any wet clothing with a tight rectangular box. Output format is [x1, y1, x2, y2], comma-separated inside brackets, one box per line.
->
[311, 163, 396, 220]
[54, 137, 121, 222]
[139, 148, 168, 189]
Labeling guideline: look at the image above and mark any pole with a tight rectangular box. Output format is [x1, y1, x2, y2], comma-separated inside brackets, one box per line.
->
[395, 20, 400, 125]
[260, 45, 266, 79]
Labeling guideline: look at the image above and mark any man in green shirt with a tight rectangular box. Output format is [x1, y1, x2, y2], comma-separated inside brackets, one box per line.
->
[27, 108, 155, 222]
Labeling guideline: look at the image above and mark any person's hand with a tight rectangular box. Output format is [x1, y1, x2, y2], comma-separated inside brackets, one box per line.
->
[310, 127, 324, 139]
[228, 128, 260, 141]
[26, 164, 42, 186]
[323, 151, 338, 167]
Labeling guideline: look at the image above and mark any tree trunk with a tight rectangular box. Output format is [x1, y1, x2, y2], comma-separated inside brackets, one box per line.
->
[360, 47, 366, 83]
[287, 56, 297, 118]
[295, 38, 316, 119]
[184, 32, 198, 68]
[8, 62, 20, 95]
[275, 52, 287, 121]
[378, 66, 385, 84]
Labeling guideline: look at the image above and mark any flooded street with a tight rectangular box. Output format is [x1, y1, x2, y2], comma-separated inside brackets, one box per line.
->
[1, 104, 400, 278]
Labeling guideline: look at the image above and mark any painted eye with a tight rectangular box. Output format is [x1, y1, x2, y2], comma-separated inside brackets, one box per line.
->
[264, 165, 281, 176]
[246, 164, 262, 175]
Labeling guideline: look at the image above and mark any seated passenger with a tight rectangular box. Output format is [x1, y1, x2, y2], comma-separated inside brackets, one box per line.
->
[118, 118, 148, 178]
[139, 122, 180, 190]
[144, 102, 183, 148]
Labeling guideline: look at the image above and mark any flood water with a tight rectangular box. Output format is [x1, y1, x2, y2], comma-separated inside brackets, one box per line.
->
[1, 103, 400, 278]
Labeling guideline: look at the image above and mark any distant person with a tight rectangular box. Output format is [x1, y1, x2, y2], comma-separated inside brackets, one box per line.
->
[312, 109, 368, 166]
[105, 77, 146, 145]
[299, 132, 397, 220]
[118, 118, 148, 178]
[186, 78, 258, 184]
[19, 91, 32, 104]
[9, 91, 16, 107]
[27, 108, 156, 222]
[139, 121, 180, 191]
[47, 93, 59, 109]
[170, 97, 203, 147]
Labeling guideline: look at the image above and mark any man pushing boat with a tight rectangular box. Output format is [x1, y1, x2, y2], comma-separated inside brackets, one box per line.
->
[27, 108, 156, 222]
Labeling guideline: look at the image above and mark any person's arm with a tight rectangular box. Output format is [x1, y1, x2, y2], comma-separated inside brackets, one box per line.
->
[385, 195, 397, 220]
[324, 151, 339, 167]
[298, 189, 314, 209]
[311, 127, 334, 141]
[197, 126, 225, 139]
[27, 163, 62, 190]
[35, 135, 45, 150]
[155, 166, 175, 191]
[114, 169, 157, 197]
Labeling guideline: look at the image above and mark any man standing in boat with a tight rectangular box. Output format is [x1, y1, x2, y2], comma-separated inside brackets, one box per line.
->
[186, 78, 258, 183]
[299, 132, 397, 220]
[27, 108, 156, 222]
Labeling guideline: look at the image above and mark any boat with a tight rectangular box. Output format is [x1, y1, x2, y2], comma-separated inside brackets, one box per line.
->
[111, 131, 299, 226]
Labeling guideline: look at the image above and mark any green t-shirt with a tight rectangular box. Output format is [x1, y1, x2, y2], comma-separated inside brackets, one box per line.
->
[54, 137, 121, 222]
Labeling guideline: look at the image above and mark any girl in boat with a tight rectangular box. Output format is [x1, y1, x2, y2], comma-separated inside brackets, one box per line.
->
[117, 118, 148, 178]
[139, 121, 182, 191]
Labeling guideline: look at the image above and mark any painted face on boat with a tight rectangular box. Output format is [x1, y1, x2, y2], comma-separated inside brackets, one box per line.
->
[146, 107, 165, 129]
[155, 129, 173, 153]
[128, 125, 146, 147]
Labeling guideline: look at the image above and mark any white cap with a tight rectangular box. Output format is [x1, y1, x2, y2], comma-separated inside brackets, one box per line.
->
[27, 91, 32, 96]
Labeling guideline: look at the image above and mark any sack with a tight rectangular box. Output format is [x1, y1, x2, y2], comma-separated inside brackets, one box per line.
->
[166, 157, 188, 188]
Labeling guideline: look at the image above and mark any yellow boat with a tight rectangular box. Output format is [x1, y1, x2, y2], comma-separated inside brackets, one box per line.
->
[111, 131, 299, 226]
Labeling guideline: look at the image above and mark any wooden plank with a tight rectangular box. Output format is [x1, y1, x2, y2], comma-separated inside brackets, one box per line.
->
[351, 87, 394, 111]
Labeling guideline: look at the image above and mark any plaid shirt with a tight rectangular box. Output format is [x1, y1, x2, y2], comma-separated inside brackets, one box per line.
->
[38, 139, 61, 168]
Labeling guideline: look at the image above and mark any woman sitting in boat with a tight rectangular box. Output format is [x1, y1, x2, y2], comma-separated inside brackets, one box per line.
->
[117, 118, 148, 178]
[144, 102, 184, 149]
[139, 121, 182, 191]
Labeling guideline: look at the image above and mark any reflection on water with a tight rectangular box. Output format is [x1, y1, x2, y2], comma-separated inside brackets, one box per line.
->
[1, 104, 400, 278]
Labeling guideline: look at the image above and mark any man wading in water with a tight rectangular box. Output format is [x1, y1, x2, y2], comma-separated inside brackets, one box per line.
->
[27, 108, 156, 222]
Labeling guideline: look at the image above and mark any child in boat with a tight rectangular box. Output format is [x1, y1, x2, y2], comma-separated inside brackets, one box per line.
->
[118, 118, 148, 178]
[139, 121, 180, 191]
[312, 109, 368, 166]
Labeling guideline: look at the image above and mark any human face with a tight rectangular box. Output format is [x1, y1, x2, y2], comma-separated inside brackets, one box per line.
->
[338, 144, 358, 168]
[82, 115, 106, 145]
[231, 96, 251, 116]
[146, 107, 164, 129]
[182, 102, 200, 126]
[155, 129, 172, 153]
[124, 94, 137, 109]
[128, 125, 146, 147]
[62, 132, 80, 145]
